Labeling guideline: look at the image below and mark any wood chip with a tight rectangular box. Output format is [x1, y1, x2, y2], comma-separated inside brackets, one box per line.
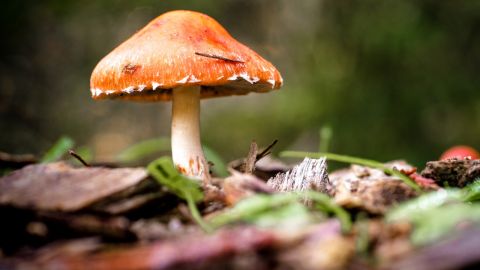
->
[267, 157, 329, 193]
[0, 162, 148, 212]
[421, 158, 480, 187]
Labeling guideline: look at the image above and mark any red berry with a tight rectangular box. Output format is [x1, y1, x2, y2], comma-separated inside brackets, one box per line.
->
[440, 145, 480, 160]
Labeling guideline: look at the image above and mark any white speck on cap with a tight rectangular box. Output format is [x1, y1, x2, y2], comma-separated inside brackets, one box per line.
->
[267, 79, 276, 88]
[188, 75, 201, 83]
[152, 82, 162, 90]
[123, 86, 135, 94]
[239, 72, 252, 84]
[227, 74, 238, 81]
[176, 76, 189, 84]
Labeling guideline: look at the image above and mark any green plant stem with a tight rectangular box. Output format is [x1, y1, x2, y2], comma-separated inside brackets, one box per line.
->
[40, 136, 75, 163]
[184, 192, 213, 233]
[304, 191, 352, 232]
[281, 151, 421, 193]
[319, 126, 332, 152]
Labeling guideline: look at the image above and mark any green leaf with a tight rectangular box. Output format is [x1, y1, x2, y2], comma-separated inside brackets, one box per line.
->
[147, 157, 203, 202]
[386, 188, 480, 246]
[210, 191, 351, 232]
[249, 202, 313, 228]
[462, 179, 480, 202]
[203, 145, 229, 177]
[117, 137, 170, 163]
[281, 151, 421, 192]
[147, 156, 211, 232]
[409, 204, 480, 245]
[209, 193, 299, 228]
[386, 189, 464, 222]
[40, 136, 75, 163]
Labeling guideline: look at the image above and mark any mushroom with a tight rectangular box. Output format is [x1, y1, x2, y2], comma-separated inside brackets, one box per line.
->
[90, 10, 282, 181]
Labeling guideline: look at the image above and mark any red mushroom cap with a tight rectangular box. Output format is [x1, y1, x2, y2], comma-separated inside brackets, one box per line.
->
[440, 145, 480, 160]
[90, 10, 283, 101]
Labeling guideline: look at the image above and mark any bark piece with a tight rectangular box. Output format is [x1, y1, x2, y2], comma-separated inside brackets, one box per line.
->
[367, 220, 413, 265]
[92, 192, 173, 216]
[223, 171, 274, 205]
[277, 220, 354, 270]
[421, 158, 480, 187]
[37, 212, 134, 240]
[328, 161, 418, 214]
[0, 162, 148, 211]
[0, 238, 103, 270]
[387, 226, 480, 270]
[267, 157, 329, 193]
[0, 151, 36, 169]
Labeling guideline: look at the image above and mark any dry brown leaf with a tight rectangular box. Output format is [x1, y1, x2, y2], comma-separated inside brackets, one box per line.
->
[0, 162, 147, 212]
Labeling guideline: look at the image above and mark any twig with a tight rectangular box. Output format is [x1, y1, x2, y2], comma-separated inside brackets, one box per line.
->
[195, 52, 245, 63]
[244, 141, 258, 174]
[68, 150, 90, 167]
[256, 139, 278, 162]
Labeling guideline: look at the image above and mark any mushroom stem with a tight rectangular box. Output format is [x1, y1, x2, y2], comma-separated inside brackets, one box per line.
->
[171, 85, 208, 180]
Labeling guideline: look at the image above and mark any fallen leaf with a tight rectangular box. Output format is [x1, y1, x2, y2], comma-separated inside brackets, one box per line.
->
[0, 162, 148, 212]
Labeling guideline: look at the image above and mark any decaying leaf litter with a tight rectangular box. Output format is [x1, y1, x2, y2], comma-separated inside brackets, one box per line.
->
[1, 138, 480, 269]
[2, 8, 480, 270]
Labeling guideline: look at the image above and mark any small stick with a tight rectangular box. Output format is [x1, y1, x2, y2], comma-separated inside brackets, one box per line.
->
[195, 52, 245, 63]
[244, 141, 258, 174]
[68, 150, 90, 167]
[256, 139, 278, 162]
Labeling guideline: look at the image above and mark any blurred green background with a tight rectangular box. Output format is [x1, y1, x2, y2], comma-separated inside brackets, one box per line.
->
[1, 0, 479, 167]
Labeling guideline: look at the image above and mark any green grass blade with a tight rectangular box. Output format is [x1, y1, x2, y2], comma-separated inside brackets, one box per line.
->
[304, 190, 352, 232]
[40, 136, 74, 163]
[203, 145, 229, 177]
[319, 125, 333, 153]
[117, 137, 170, 163]
[209, 193, 299, 228]
[184, 191, 213, 233]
